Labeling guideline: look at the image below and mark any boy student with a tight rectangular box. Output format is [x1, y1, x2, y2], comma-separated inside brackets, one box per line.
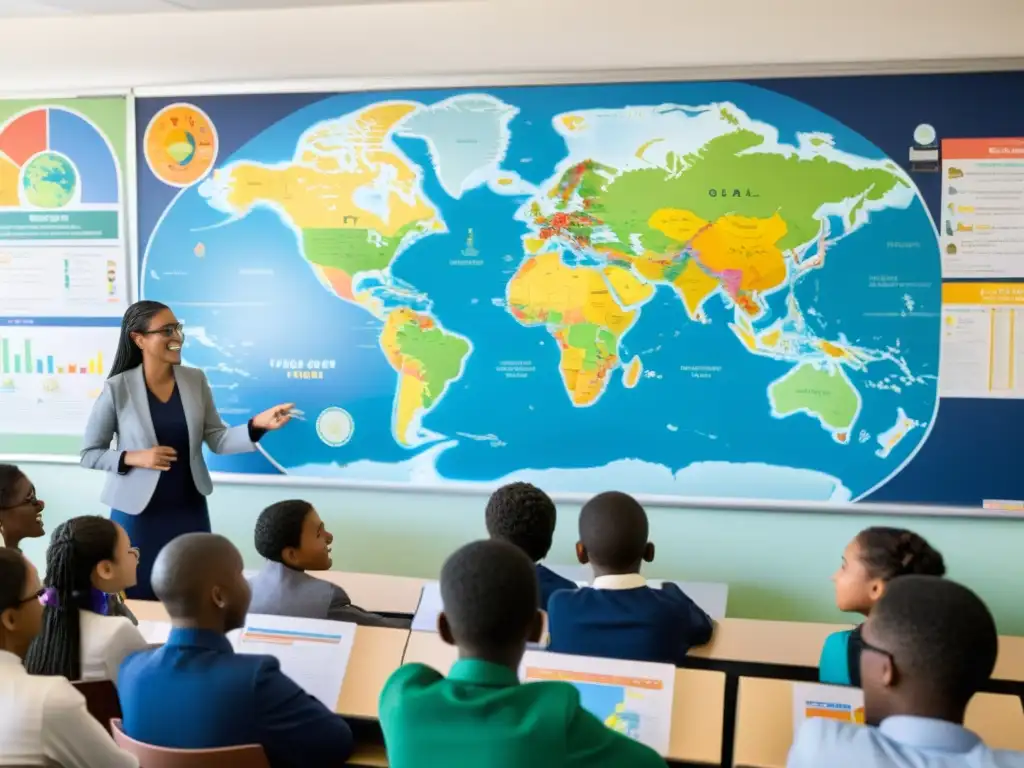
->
[789, 575, 1024, 767]
[547, 491, 713, 665]
[485, 482, 577, 607]
[249, 499, 408, 628]
[118, 533, 353, 767]
[379, 539, 665, 768]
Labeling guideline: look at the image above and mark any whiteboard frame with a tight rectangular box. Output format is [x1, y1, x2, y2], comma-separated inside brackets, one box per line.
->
[13, 60, 1024, 519]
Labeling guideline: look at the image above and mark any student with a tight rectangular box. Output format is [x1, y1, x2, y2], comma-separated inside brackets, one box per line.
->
[547, 491, 712, 665]
[0, 463, 45, 551]
[380, 539, 665, 767]
[820, 527, 946, 686]
[789, 575, 1024, 767]
[24, 516, 146, 683]
[485, 481, 577, 607]
[118, 532, 353, 767]
[249, 499, 408, 628]
[0, 547, 138, 767]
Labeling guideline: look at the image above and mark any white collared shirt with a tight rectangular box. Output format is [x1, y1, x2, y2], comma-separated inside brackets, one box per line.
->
[591, 573, 648, 590]
[788, 715, 1024, 767]
[0, 650, 138, 767]
[78, 610, 148, 683]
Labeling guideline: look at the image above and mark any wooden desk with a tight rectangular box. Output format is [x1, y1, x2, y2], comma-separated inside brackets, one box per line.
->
[336, 626, 409, 718]
[314, 571, 426, 615]
[402, 632, 725, 765]
[994, 634, 1024, 684]
[688, 618, 852, 668]
[348, 744, 388, 767]
[734, 677, 1024, 767]
[125, 600, 169, 622]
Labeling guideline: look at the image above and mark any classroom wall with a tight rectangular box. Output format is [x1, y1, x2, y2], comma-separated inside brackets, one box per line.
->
[4, 0, 1024, 632]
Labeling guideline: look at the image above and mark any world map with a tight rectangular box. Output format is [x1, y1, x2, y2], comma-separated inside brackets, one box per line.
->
[140, 82, 941, 501]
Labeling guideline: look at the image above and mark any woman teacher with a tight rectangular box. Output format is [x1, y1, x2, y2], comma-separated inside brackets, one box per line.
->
[81, 300, 293, 598]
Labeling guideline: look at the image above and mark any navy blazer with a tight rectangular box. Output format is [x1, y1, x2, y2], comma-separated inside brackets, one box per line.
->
[118, 628, 352, 767]
[536, 564, 578, 609]
[547, 580, 714, 666]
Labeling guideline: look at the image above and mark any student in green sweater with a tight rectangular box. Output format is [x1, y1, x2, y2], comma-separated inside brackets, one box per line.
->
[378, 539, 666, 768]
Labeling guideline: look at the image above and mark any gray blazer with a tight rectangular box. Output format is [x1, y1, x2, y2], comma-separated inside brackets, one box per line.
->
[80, 365, 255, 515]
[248, 562, 410, 629]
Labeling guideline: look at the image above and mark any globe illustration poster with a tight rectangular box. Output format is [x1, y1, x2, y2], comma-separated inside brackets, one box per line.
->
[137, 80, 945, 502]
[21, 151, 78, 208]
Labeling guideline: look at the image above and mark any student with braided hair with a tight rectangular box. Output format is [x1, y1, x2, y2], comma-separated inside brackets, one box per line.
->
[0, 463, 45, 551]
[0, 547, 137, 766]
[24, 515, 147, 683]
[820, 526, 946, 686]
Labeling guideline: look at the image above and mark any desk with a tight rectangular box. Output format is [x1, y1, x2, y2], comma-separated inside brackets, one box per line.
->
[401, 632, 725, 765]
[125, 600, 169, 623]
[336, 626, 409, 718]
[733, 677, 1024, 767]
[688, 619, 851, 668]
[348, 745, 388, 767]
[314, 571, 426, 615]
[994, 634, 1024, 684]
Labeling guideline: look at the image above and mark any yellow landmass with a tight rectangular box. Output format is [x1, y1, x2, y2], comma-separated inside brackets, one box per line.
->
[635, 138, 664, 161]
[392, 372, 426, 447]
[648, 207, 708, 243]
[380, 308, 427, 447]
[760, 329, 781, 347]
[693, 213, 788, 293]
[820, 340, 849, 359]
[603, 265, 654, 308]
[672, 258, 720, 320]
[561, 115, 585, 131]
[623, 356, 643, 388]
[523, 237, 546, 254]
[730, 323, 757, 351]
[219, 102, 434, 236]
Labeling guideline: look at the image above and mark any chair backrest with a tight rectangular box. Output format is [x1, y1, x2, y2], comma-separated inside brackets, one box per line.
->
[71, 679, 122, 735]
[110, 719, 271, 768]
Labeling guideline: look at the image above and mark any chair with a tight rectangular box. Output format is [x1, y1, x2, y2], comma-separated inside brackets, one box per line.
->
[72, 679, 122, 735]
[110, 719, 270, 768]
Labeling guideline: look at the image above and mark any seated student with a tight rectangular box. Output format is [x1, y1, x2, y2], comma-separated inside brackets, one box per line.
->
[118, 532, 353, 767]
[485, 482, 577, 608]
[249, 499, 408, 628]
[0, 547, 138, 767]
[820, 527, 945, 686]
[0, 463, 46, 552]
[380, 539, 665, 767]
[789, 575, 1024, 767]
[547, 491, 713, 665]
[25, 516, 146, 683]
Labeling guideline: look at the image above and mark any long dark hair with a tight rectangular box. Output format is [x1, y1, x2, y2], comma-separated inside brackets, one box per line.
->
[0, 546, 28, 614]
[24, 516, 119, 679]
[108, 300, 170, 378]
[0, 463, 23, 508]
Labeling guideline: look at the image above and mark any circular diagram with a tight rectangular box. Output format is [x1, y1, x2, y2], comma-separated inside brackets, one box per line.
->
[316, 407, 355, 448]
[144, 103, 218, 187]
[22, 152, 77, 208]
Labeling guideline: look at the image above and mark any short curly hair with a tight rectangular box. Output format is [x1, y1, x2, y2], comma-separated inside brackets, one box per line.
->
[484, 482, 557, 562]
[254, 499, 313, 562]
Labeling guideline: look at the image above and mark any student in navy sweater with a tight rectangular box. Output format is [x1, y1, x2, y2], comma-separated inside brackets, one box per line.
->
[485, 482, 577, 608]
[547, 491, 713, 665]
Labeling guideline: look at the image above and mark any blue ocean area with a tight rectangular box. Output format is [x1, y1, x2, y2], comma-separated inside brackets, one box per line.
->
[140, 80, 941, 500]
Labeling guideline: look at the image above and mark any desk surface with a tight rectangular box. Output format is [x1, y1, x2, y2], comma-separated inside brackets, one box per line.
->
[313, 571, 426, 615]
[734, 677, 1024, 767]
[336, 627, 409, 718]
[402, 632, 725, 764]
[348, 744, 388, 767]
[125, 599, 169, 622]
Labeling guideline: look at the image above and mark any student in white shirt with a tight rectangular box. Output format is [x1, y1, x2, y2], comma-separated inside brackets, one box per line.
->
[25, 516, 147, 683]
[0, 546, 137, 767]
[788, 575, 1024, 768]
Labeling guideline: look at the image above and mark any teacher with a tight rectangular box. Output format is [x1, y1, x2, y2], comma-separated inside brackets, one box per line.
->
[81, 300, 293, 599]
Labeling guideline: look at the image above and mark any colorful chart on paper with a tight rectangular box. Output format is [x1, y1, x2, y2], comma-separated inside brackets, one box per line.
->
[136, 72, 1024, 505]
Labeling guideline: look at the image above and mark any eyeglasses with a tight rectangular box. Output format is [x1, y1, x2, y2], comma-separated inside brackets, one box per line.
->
[0, 485, 39, 511]
[3, 586, 59, 612]
[139, 322, 184, 339]
[128, 547, 140, 561]
[860, 634, 895, 666]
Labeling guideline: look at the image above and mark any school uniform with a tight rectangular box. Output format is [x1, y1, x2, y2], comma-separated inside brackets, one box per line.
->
[547, 574, 713, 665]
[247, 561, 409, 628]
[819, 626, 863, 686]
[78, 609, 148, 683]
[536, 563, 578, 608]
[788, 715, 1024, 767]
[118, 628, 352, 768]
[0, 650, 138, 767]
[379, 658, 666, 768]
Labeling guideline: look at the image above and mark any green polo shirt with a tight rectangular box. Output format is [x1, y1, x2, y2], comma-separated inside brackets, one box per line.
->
[379, 658, 666, 768]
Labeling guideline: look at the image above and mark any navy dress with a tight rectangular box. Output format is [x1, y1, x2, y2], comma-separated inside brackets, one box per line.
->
[112, 385, 262, 600]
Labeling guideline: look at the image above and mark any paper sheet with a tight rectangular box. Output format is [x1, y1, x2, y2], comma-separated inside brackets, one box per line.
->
[136, 619, 171, 645]
[520, 650, 675, 756]
[412, 581, 443, 632]
[792, 683, 865, 737]
[229, 614, 356, 708]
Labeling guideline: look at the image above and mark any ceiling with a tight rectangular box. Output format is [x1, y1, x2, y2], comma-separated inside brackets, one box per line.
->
[0, 0, 418, 16]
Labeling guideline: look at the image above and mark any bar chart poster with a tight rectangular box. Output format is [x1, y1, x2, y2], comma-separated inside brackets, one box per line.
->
[0, 97, 128, 457]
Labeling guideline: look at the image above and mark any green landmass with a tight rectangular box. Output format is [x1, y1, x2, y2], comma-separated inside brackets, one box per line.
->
[769, 362, 860, 431]
[395, 320, 470, 407]
[565, 322, 619, 369]
[556, 129, 907, 252]
[301, 223, 416, 275]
